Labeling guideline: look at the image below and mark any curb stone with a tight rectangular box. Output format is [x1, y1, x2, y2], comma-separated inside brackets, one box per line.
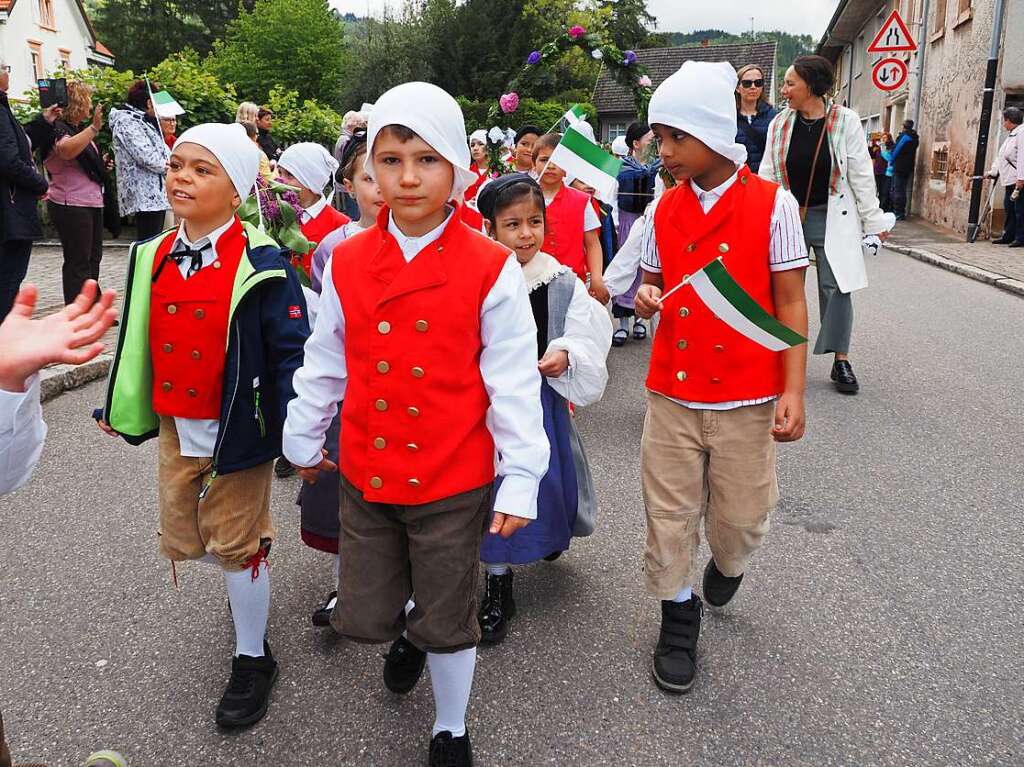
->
[886, 244, 1024, 299]
[40, 354, 111, 403]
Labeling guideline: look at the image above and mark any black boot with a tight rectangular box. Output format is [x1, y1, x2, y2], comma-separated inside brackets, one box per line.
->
[830, 359, 859, 394]
[429, 730, 473, 766]
[478, 570, 516, 645]
[702, 559, 743, 609]
[382, 635, 426, 694]
[651, 596, 702, 694]
[216, 641, 279, 728]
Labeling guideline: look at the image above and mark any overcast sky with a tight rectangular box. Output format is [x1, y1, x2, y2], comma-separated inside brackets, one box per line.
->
[329, 0, 842, 39]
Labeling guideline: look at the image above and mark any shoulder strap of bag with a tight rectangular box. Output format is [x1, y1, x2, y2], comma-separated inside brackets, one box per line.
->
[800, 119, 829, 223]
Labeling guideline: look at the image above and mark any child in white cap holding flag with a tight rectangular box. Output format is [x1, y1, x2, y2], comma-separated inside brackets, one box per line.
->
[632, 61, 810, 694]
[283, 82, 547, 766]
[96, 122, 309, 728]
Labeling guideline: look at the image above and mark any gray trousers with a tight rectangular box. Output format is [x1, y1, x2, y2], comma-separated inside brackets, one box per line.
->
[802, 205, 853, 355]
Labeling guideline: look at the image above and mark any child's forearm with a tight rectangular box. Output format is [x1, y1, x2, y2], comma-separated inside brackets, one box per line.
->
[641, 269, 664, 289]
[584, 232, 603, 279]
[772, 270, 808, 395]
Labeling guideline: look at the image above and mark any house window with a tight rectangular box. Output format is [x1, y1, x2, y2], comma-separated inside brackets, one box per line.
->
[606, 122, 627, 141]
[930, 144, 949, 180]
[58, 49, 72, 71]
[28, 42, 44, 80]
[954, 0, 972, 26]
[38, 0, 56, 29]
[932, 0, 947, 40]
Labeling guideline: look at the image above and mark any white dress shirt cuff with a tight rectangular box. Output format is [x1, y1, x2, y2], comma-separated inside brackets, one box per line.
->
[494, 473, 539, 520]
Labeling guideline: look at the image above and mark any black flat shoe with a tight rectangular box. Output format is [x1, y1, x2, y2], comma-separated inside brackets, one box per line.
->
[382, 635, 426, 694]
[830, 360, 859, 394]
[216, 641, 278, 728]
[1009, 241, 1024, 248]
[543, 550, 562, 562]
[429, 730, 473, 767]
[702, 559, 743, 609]
[478, 570, 516, 645]
[993, 237, 1014, 244]
[311, 590, 337, 627]
[632, 320, 647, 340]
[652, 596, 702, 694]
[612, 328, 628, 347]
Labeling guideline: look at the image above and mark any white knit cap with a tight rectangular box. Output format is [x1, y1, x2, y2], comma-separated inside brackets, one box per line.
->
[173, 123, 259, 202]
[648, 61, 748, 166]
[365, 82, 476, 200]
[611, 136, 629, 157]
[278, 142, 340, 195]
[469, 129, 487, 144]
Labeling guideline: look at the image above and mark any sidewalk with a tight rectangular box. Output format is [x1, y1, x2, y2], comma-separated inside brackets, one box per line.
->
[885, 217, 1024, 297]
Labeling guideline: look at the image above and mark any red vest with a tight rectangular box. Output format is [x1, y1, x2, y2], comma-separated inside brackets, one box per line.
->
[646, 167, 785, 402]
[149, 217, 246, 418]
[331, 206, 509, 505]
[542, 184, 590, 280]
[299, 204, 350, 277]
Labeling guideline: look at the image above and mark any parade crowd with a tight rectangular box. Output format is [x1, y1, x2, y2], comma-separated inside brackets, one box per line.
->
[0, 52, 895, 767]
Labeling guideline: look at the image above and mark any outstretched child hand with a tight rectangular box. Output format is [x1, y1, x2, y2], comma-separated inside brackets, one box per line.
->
[490, 512, 530, 539]
[772, 392, 805, 442]
[634, 284, 663, 320]
[296, 449, 338, 485]
[538, 349, 569, 378]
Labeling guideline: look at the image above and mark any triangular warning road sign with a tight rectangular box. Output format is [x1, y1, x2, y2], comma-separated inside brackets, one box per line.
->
[867, 10, 917, 53]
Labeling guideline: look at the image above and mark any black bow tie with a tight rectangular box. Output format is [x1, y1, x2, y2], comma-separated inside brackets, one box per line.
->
[170, 244, 206, 278]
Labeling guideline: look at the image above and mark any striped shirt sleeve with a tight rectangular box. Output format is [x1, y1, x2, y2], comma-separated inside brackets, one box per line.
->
[769, 188, 810, 272]
[639, 197, 662, 273]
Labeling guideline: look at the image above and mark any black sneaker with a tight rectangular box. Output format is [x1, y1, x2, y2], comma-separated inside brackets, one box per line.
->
[702, 559, 743, 609]
[429, 730, 473, 767]
[274, 457, 296, 478]
[478, 570, 516, 645]
[311, 590, 338, 627]
[651, 596, 702, 694]
[382, 635, 426, 694]
[215, 641, 279, 728]
[830, 360, 859, 394]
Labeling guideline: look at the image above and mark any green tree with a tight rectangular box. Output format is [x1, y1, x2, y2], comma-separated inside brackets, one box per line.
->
[597, 0, 660, 50]
[264, 86, 342, 148]
[208, 0, 348, 106]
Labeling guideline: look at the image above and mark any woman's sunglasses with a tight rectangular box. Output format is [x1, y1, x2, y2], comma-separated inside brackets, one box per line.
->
[740, 79, 764, 88]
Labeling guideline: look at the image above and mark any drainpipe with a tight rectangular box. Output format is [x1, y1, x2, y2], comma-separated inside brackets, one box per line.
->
[906, 0, 930, 217]
[966, 0, 1008, 242]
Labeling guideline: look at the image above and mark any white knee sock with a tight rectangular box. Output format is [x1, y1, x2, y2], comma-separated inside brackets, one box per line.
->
[618, 317, 630, 331]
[223, 562, 270, 658]
[485, 563, 510, 576]
[671, 585, 693, 603]
[427, 648, 476, 738]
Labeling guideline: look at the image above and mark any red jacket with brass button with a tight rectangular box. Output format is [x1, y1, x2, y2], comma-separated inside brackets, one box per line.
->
[298, 204, 350, 278]
[330, 206, 510, 505]
[542, 184, 590, 280]
[647, 167, 785, 402]
[149, 221, 246, 418]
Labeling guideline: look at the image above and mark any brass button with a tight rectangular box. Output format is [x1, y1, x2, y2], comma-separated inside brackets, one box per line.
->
[676, 371, 687, 382]
[686, 243, 696, 252]
[191, 350, 201, 360]
[375, 399, 388, 412]
[740, 175, 749, 185]
[193, 308, 205, 320]
[714, 344, 725, 353]
[162, 343, 173, 353]
[718, 243, 730, 254]
[679, 307, 690, 318]
[415, 320, 429, 333]
[408, 478, 420, 487]
[411, 366, 425, 379]
[377, 361, 390, 374]
[407, 406, 420, 418]
[378, 321, 391, 335]
[407, 443, 419, 451]
[161, 381, 172, 392]
[677, 340, 688, 351]
[167, 304, 177, 315]
[369, 476, 383, 489]
[213, 261, 222, 269]
[711, 377, 721, 384]
[373, 437, 386, 449]
[187, 388, 198, 398]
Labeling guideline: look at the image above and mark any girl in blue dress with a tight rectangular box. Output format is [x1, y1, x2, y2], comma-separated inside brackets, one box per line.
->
[476, 174, 612, 645]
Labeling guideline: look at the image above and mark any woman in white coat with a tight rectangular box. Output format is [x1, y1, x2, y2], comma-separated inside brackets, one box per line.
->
[759, 55, 893, 394]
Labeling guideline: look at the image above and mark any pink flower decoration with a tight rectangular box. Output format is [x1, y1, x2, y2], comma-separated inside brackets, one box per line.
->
[568, 25, 586, 39]
[499, 92, 520, 114]
[638, 75, 653, 88]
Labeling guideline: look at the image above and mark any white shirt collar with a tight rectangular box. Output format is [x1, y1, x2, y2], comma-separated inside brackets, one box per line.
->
[387, 206, 454, 263]
[689, 168, 741, 209]
[172, 215, 236, 253]
[302, 196, 329, 223]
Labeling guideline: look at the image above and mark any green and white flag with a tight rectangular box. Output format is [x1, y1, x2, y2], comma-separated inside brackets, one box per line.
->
[563, 103, 588, 128]
[663, 258, 806, 351]
[151, 90, 184, 118]
[548, 125, 622, 204]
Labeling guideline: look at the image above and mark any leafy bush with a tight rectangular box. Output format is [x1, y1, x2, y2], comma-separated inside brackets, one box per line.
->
[149, 51, 237, 129]
[264, 86, 342, 149]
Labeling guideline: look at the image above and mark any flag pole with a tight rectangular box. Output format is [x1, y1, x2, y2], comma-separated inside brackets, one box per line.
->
[658, 256, 723, 304]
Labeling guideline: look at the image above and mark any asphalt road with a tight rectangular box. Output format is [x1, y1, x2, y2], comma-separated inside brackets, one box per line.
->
[1, 249, 1022, 766]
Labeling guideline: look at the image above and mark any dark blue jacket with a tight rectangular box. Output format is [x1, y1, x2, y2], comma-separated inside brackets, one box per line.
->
[736, 102, 777, 174]
[100, 221, 309, 475]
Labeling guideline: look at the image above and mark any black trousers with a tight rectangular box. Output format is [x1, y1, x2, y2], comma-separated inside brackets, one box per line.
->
[49, 202, 104, 304]
[0, 239, 32, 321]
[1002, 185, 1023, 243]
[134, 209, 168, 241]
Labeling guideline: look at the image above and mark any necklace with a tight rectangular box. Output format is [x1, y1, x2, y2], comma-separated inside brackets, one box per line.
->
[798, 113, 824, 132]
